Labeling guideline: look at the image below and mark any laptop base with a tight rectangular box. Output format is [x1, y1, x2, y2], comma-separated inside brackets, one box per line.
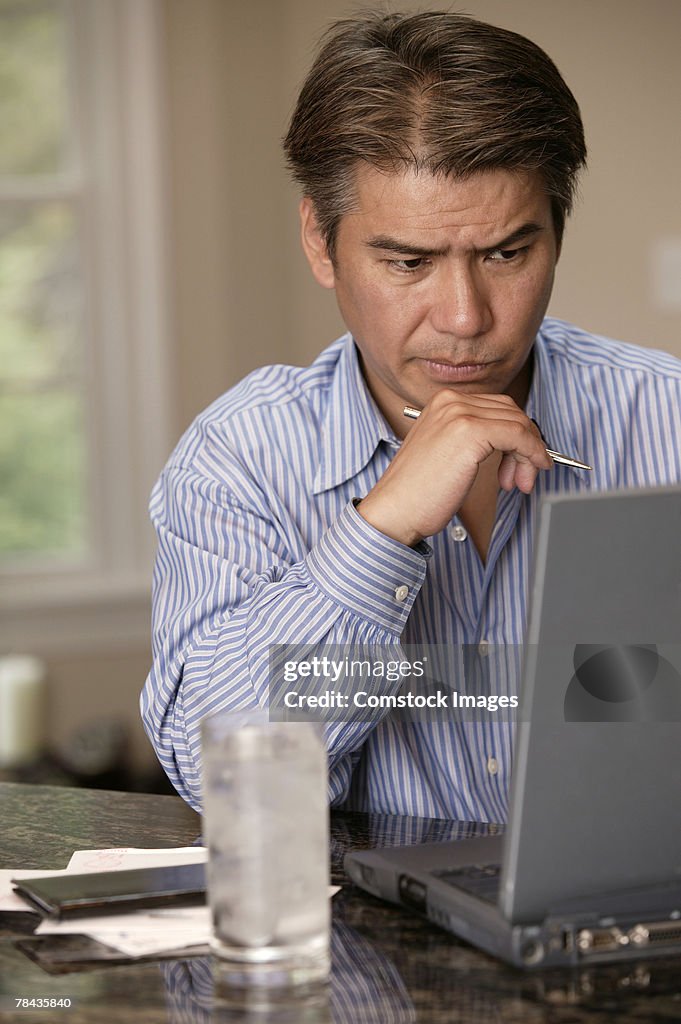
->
[345, 839, 681, 969]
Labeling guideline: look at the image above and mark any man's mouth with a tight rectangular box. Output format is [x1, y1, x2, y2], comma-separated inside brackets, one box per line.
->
[418, 357, 494, 381]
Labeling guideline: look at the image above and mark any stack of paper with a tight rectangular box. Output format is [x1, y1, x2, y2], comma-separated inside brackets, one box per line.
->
[1, 846, 212, 958]
[3, 847, 340, 960]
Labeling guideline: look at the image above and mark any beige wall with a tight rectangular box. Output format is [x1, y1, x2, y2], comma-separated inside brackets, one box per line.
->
[164, 0, 681, 437]
[35, 0, 681, 785]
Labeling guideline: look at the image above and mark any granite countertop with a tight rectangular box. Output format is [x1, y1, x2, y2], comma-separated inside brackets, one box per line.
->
[1, 782, 680, 1023]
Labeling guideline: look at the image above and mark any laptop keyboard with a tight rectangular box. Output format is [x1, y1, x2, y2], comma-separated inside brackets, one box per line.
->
[433, 863, 502, 904]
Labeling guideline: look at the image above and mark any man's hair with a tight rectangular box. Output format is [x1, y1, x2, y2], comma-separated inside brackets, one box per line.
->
[283, 10, 587, 260]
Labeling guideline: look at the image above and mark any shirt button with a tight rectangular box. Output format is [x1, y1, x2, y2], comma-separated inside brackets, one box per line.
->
[487, 756, 499, 776]
[394, 584, 409, 603]
[452, 524, 468, 542]
[478, 639, 490, 658]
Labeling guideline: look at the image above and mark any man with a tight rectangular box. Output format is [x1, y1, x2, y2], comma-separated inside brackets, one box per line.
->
[141, 11, 681, 817]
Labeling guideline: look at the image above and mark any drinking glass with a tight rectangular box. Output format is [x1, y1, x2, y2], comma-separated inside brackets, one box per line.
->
[201, 710, 330, 988]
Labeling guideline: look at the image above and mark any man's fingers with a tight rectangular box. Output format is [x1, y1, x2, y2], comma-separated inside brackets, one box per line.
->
[362, 390, 554, 545]
[498, 452, 545, 493]
[412, 391, 549, 444]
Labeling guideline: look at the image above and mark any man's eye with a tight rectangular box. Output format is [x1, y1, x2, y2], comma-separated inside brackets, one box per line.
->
[487, 246, 527, 263]
[388, 257, 428, 273]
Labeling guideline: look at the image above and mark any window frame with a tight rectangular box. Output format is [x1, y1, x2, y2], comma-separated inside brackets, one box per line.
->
[0, 0, 173, 654]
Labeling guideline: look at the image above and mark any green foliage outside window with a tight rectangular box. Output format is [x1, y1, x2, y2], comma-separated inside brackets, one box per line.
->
[0, 0, 67, 177]
[0, 1, 87, 561]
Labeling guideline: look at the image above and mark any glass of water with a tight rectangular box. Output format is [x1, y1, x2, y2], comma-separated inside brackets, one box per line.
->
[201, 709, 330, 988]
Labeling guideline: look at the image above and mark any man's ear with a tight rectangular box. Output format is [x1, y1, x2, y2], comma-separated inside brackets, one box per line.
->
[299, 198, 336, 289]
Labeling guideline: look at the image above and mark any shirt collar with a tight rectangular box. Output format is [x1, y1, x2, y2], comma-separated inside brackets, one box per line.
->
[313, 335, 396, 494]
[313, 323, 585, 494]
[525, 325, 584, 477]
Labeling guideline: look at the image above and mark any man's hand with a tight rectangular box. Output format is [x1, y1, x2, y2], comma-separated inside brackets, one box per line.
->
[357, 390, 552, 547]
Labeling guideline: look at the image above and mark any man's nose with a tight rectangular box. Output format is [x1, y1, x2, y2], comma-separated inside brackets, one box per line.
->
[430, 264, 492, 338]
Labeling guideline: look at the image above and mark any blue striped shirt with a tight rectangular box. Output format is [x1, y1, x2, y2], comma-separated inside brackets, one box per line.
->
[141, 318, 681, 818]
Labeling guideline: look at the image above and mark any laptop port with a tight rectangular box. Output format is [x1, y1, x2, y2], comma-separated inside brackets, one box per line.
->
[521, 939, 545, 966]
[358, 863, 376, 887]
[576, 927, 628, 954]
[628, 921, 681, 947]
[398, 874, 427, 913]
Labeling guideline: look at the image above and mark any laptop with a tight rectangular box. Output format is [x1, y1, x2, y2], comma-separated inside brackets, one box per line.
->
[345, 485, 681, 968]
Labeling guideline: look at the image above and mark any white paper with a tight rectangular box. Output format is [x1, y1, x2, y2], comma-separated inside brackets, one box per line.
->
[35, 905, 212, 936]
[67, 846, 208, 871]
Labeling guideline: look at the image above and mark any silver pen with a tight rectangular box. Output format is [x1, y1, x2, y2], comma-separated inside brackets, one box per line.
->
[402, 406, 592, 471]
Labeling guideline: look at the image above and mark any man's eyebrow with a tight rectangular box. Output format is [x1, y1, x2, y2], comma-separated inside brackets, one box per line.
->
[365, 222, 545, 258]
[365, 236, 449, 258]
[479, 222, 545, 255]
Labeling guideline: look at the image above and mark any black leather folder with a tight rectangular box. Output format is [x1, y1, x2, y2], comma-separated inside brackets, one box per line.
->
[11, 862, 207, 919]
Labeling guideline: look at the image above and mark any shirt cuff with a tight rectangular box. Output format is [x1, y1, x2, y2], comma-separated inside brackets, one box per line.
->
[305, 500, 430, 634]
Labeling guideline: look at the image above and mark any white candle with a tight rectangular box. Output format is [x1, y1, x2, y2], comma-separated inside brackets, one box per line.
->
[0, 655, 47, 768]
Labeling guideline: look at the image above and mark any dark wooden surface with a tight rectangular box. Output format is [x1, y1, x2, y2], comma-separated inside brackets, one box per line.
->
[1, 782, 680, 1023]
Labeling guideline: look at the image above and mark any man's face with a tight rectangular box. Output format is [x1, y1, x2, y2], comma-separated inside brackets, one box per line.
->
[301, 164, 559, 436]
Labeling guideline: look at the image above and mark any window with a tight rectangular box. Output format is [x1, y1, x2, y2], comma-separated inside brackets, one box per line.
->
[0, 0, 172, 652]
